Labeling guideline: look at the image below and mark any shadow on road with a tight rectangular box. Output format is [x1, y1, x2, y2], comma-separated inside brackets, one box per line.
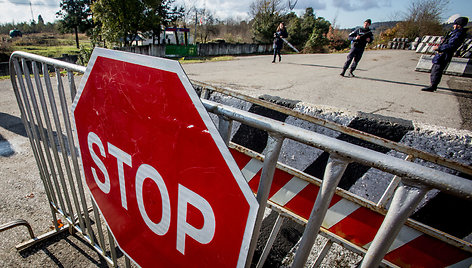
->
[355, 75, 472, 96]
[0, 112, 72, 155]
[286, 62, 472, 96]
[286, 62, 367, 72]
[0, 112, 27, 137]
[19, 232, 110, 267]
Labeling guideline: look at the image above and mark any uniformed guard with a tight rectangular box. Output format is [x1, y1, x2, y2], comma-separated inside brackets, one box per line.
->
[422, 17, 469, 92]
[340, 19, 374, 77]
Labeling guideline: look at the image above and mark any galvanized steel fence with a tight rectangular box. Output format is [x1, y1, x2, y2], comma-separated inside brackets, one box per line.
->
[6, 51, 472, 267]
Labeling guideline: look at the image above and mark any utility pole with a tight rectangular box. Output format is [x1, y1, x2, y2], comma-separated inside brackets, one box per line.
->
[194, 8, 197, 44]
[29, 1, 35, 23]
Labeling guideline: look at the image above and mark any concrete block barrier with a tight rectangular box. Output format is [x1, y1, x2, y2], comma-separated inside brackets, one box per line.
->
[415, 54, 472, 77]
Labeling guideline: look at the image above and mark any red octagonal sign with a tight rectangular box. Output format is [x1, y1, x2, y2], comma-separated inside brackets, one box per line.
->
[72, 48, 258, 267]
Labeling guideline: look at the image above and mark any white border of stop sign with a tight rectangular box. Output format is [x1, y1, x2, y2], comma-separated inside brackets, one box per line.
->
[71, 48, 258, 267]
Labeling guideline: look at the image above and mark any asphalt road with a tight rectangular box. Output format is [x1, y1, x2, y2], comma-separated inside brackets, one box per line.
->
[183, 50, 472, 131]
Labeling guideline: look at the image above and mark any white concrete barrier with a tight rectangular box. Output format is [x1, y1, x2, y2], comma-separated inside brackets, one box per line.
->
[415, 54, 472, 77]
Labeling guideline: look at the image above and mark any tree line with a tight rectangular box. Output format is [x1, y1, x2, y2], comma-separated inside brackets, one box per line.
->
[54, 0, 349, 52]
[1, 0, 454, 53]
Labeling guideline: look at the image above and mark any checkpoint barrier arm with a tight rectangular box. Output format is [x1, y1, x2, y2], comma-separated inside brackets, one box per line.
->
[281, 38, 300, 53]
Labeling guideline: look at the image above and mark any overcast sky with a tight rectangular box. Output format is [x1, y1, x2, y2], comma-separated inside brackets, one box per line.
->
[0, 0, 471, 29]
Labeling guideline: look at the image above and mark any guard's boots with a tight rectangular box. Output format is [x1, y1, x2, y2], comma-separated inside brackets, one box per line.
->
[340, 69, 346, 76]
[421, 85, 437, 92]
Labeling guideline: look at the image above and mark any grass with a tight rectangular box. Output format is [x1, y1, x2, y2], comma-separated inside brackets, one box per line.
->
[3, 33, 91, 58]
[3, 32, 238, 72]
[178, 55, 235, 64]
[11, 45, 80, 58]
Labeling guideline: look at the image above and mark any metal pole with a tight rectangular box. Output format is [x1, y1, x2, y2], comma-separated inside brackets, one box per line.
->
[256, 214, 285, 268]
[194, 9, 198, 45]
[246, 134, 284, 267]
[217, 115, 232, 146]
[377, 155, 415, 209]
[0, 219, 35, 239]
[292, 155, 349, 268]
[361, 181, 429, 267]
[200, 87, 210, 99]
[311, 239, 333, 268]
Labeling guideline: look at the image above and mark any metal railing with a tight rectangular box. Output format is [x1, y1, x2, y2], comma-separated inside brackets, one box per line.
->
[7, 51, 472, 267]
[9, 51, 131, 267]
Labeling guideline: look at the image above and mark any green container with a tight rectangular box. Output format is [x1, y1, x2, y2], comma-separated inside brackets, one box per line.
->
[165, 45, 197, 57]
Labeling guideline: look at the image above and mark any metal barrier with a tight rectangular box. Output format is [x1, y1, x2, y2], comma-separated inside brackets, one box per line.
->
[7, 51, 472, 267]
[9, 51, 131, 267]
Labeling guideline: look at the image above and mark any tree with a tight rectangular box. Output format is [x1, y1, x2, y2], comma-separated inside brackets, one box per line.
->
[327, 26, 349, 51]
[304, 16, 331, 52]
[91, 0, 147, 46]
[396, 0, 449, 40]
[286, 16, 304, 48]
[285, 8, 315, 49]
[195, 8, 219, 43]
[301, 7, 316, 34]
[56, 0, 93, 48]
[250, 0, 285, 43]
[38, 15, 45, 25]
[142, 0, 184, 45]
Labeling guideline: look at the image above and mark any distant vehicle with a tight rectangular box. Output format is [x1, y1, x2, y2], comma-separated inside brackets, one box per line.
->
[9, 29, 22, 38]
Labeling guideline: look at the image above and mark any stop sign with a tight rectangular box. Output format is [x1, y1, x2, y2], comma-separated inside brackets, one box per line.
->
[72, 48, 258, 267]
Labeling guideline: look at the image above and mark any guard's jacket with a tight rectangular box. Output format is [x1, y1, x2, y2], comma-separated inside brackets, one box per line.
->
[348, 27, 374, 49]
[432, 28, 468, 65]
[273, 29, 288, 49]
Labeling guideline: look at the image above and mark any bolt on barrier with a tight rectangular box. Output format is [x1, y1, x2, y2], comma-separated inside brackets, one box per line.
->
[7, 51, 472, 268]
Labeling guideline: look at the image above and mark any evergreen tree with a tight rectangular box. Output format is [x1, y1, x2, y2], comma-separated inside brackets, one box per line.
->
[286, 16, 304, 48]
[56, 0, 93, 48]
[142, 0, 184, 45]
[304, 16, 331, 52]
[91, 0, 147, 46]
[250, 0, 285, 43]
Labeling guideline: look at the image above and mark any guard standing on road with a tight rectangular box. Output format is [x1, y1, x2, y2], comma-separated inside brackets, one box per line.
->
[422, 17, 469, 92]
[340, 19, 374, 77]
[272, 22, 288, 63]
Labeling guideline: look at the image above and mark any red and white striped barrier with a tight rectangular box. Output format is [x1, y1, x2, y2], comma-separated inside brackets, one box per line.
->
[416, 36, 443, 54]
[416, 35, 472, 57]
[230, 147, 472, 267]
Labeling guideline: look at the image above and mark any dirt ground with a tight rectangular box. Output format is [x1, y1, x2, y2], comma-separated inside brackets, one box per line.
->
[0, 76, 113, 266]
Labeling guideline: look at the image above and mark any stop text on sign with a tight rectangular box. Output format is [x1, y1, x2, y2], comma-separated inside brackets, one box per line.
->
[87, 131, 216, 255]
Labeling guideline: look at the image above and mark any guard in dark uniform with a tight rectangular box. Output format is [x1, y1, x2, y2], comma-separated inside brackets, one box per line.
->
[422, 17, 469, 92]
[340, 19, 374, 77]
[272, 22, 288, 63]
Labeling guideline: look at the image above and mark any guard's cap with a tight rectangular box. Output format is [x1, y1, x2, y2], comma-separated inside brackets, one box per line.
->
[454, 17, 468, 27]
[365, 19, 372, 24]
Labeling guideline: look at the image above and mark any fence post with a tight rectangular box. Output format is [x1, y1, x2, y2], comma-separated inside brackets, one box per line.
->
[245, 134, 284, 267]
[217, 115, 233, 146]
[292, 155, 349, 267]
[361, 181, 429, 267]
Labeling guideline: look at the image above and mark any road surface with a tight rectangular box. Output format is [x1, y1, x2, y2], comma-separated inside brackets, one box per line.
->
[183, 50, 472, 130]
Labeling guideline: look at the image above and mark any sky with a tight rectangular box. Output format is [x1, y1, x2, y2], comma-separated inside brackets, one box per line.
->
[0, 0, 471, 29]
